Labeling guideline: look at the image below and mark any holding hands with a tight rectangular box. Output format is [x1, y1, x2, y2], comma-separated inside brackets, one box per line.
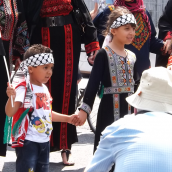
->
[69, 114, 80, 125]
[70, 110, 88, 126]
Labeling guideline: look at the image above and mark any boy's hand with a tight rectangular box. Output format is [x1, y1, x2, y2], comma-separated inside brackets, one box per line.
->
[68, 114, 80, 125]
[6, 82, 16, 99]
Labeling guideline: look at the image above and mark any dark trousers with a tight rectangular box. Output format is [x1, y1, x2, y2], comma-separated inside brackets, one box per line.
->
[15, 140, 50, 172]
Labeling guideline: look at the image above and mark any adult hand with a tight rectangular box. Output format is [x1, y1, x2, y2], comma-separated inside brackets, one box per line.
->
[14, 58, 21, 71]
[87, 50, 98, 65]
[164, 39, 172, 54]
[75, 110, 88, 126]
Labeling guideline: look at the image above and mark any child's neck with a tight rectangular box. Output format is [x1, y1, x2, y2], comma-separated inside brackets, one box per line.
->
[30, 77, 43, 87]
[108, 38, 127, 57]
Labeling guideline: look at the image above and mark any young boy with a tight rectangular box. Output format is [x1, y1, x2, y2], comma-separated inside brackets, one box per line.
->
[5, 44, 79, 172]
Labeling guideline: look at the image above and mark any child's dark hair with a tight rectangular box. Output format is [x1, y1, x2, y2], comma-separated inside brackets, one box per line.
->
[103, 6, 136, 37]
[24, 44, 52, 60]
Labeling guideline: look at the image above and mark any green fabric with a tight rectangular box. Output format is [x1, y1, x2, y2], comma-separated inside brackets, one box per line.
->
[12, 108, 30, 138]
[3, 116, 12, 144]
[98, 85, 104, 99]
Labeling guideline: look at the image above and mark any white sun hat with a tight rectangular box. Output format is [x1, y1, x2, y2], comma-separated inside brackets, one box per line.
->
[126, 67, 172, 113]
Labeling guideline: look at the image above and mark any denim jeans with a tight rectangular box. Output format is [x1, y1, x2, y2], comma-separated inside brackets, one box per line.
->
[15, 140, 50, 172]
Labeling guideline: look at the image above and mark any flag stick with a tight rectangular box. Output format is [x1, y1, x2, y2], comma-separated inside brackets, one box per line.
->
[0, 32, 14, 107]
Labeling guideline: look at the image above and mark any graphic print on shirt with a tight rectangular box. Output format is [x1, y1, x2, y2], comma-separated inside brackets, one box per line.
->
[35, 93, 50, 110]
[29, 93, 52, 136]
[31, 116, 46, 133]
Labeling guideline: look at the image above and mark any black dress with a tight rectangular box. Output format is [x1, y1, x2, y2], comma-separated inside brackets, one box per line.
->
[156, 0, 172, 67]
[79, 46, 135, 152]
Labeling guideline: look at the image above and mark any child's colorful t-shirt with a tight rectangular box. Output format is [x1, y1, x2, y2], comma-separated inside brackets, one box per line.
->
[15, 84, 53, 143]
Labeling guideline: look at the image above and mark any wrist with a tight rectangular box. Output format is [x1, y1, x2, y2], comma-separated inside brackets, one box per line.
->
[66, 115, 71, 123]
[80, 109, 88, 117]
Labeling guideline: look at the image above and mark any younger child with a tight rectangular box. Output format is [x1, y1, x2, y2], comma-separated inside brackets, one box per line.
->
[78, 6, 137, 153]
[5, 44, 78, 172]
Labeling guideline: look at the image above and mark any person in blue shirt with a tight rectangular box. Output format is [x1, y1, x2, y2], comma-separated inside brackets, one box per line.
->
[85, 67, 172, 172]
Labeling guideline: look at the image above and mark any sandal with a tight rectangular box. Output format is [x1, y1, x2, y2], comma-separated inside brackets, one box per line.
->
[61, 150, 75, 166]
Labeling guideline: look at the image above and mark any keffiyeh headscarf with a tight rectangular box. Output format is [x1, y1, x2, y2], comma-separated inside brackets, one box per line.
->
[114, 0, 151, 39]
[110, 13, 136, 29]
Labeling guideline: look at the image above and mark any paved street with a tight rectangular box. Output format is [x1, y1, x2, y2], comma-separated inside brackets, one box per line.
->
[0, 123, 94, 172]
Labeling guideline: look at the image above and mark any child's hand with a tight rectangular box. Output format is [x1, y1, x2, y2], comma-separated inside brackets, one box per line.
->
[6, 82, 16, 99]
[69, 114, 80, 126]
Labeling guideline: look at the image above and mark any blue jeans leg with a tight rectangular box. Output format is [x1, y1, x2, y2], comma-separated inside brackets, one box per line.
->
[15, 140, 50, 172]
[36, 141, 50, 172]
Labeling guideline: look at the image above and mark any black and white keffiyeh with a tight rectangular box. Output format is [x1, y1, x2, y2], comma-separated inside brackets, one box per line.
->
[110, 14, 136, 29]
[25, 53, 54, 67]
[12, 53, 54, 108]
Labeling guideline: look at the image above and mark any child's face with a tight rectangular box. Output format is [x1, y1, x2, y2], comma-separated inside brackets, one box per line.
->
[111, 24, 135, 45]
[29, 63, 54, 86]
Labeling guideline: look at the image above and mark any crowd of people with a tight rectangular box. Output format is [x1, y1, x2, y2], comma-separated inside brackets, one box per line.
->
[1, 0, 172, 172]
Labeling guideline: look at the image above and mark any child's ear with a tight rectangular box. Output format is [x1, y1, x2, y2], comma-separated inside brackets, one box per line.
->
[111, 28, 116, 36]
[28, 66, 33, 74]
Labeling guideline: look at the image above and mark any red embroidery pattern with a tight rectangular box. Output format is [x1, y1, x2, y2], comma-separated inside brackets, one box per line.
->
[131, 13, 149, 51]
[40, 0, 73, 17]
[41, 27, 50, 48]
[60, 24, 73, 150]
[85, 41, 100, 54]
[41, 27, 52, 94]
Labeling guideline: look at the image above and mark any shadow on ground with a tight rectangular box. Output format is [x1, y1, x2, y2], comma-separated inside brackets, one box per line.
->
[1, 162, 15, 172]
[76, 132, 94, 144]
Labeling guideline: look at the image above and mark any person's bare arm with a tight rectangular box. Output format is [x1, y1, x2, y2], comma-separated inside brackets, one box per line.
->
[5, 83, 22, 117]
[90, 2, 98, 20]
[52, 111, 79, 125]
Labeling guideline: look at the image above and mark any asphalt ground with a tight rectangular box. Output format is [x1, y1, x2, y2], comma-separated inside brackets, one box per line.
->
[0, 123, 95, 172]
